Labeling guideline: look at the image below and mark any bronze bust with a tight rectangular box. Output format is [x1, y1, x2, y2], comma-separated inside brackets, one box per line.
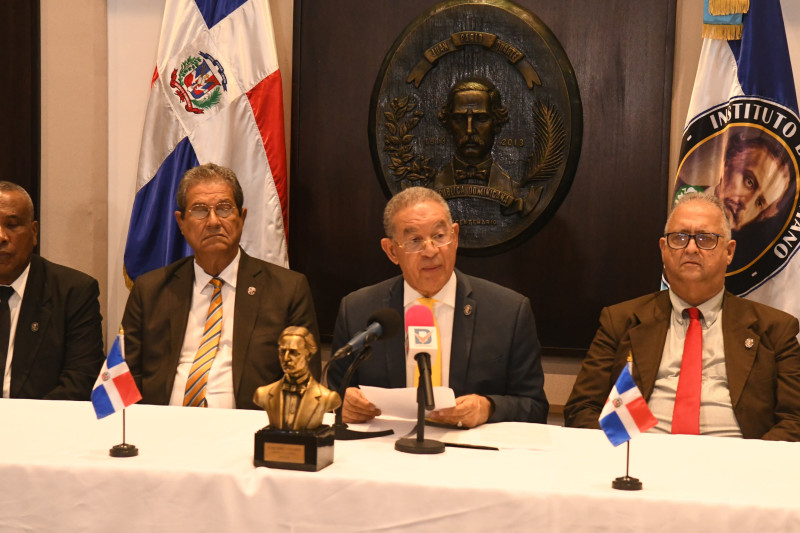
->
[253, 326, 341, 430]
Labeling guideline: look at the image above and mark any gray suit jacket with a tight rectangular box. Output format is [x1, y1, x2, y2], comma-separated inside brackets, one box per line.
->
[328, 271, 548, 423]
[9, 255, 104, 400]
[122, 251, 319, 410]
[564, 290, 800, 441]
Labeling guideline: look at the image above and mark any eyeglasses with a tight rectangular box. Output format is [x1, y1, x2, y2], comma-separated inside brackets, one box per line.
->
[186, 202, 236, 220]
[664, 232, 722, 250]
[395, 230, 454, 253]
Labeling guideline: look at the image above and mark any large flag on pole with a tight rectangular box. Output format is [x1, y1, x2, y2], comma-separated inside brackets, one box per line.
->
[674, 0, 800, 318]
[124, 0, 288, 284]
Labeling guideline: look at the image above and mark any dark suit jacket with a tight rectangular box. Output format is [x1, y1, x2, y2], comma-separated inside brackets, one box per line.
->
[122, 251, 320, 410]
[253, 377, 341, 430]
[328, 271, 548, 423]
[9, 255, 104, 400]
[564, 290, 800, 441]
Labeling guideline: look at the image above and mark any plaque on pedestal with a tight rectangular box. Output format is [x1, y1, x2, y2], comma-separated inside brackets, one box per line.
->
[253, 425, 335, 471]
[252, 327, 342, 472]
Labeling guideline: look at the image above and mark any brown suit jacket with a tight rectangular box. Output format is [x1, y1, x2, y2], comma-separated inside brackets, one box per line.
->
[253, 377, 341, 430]
[122, 251, 320, 410]
[564, 290, 800, 441]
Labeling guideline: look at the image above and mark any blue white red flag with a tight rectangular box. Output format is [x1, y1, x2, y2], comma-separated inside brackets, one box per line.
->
[91, 334, 142, 419]
[599, 363, 657, 447]
[124, 0, 288, 283]
[673, 0, 800, 319]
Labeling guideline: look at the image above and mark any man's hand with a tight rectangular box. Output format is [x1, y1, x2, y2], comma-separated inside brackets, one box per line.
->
[342, 387, 381, 423]
[428, 394, 491, 428]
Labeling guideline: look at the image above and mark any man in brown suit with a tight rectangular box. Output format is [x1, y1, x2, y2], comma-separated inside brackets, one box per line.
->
[123, 164, 319, 409]
[565, 193, 800, 441]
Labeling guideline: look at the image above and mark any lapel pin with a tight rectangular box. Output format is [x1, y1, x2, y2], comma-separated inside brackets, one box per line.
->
[463, 304, 472, 316]
[744, 338, 754, 349]
[248, 286, 256, 295]
[31, 322, 39, 332]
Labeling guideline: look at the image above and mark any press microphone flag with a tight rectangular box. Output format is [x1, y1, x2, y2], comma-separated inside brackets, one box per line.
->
[405, 304, 437, 410]
[405, 304, 437, 366]
[331, 308, 402, 360]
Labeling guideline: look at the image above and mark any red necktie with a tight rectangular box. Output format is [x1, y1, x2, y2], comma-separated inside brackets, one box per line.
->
[672, 307, 702, 434]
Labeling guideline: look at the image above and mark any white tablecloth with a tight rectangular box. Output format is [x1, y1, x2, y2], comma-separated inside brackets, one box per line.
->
[1, 399, 798, 532]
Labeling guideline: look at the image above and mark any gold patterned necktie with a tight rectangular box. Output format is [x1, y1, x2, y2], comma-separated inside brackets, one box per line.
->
[184, 278, 223, 407]
[414, 297, 442, 387]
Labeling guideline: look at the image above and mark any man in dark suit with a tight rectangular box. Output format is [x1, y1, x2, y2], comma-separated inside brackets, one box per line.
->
[565, 193, 800, 441]
[0, 181, 104, 400]
[122, 163, 319, 410]
[328, 187, 547, 427]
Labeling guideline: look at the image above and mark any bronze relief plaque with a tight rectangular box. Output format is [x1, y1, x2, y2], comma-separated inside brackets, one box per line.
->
[369, 0, 582, 253]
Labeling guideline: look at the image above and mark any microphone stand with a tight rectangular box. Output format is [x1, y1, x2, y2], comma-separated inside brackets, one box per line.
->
[395, 353, 445, 454]
[331, 345, 394, 441]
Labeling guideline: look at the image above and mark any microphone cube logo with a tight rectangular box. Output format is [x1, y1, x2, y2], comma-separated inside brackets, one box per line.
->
[414, 327, 433, 345]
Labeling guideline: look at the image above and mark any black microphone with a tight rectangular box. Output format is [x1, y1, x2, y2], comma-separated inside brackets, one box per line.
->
[330, 308, 402, 360]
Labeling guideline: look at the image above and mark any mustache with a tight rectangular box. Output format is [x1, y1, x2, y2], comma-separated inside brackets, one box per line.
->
[456, 135, 486, 148]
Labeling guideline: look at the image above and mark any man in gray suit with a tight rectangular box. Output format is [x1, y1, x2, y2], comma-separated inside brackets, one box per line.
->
[122, 163, 319, 409]
[565, 193, 800, 440]
[328, 187, 547, 427]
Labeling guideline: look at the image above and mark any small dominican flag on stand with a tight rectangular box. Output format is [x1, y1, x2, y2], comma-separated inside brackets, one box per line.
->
[599, 363, 657, 446]
[91, 333, 142, 419]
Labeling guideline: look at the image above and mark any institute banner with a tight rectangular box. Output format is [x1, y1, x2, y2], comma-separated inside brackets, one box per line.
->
[124, 0, 288, 283]
[674, 0, 800, 318]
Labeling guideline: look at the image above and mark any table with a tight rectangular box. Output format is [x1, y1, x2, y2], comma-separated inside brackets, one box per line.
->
[0, 399, 798, 532]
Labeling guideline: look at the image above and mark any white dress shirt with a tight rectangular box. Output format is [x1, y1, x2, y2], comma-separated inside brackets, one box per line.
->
[1, 262, 30, 398]
[169, 250, 240, 408]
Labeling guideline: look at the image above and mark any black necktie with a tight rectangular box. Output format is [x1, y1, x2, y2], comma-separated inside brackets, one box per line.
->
[0, 286, 16, 394]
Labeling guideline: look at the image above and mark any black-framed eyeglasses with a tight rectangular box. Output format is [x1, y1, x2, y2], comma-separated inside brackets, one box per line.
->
[186, 202, 236, 220]
[395, 230, 454, 253]
[664, 232, 722, 250]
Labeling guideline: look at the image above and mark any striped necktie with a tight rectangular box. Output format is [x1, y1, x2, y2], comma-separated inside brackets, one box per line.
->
[184, 278, 223, 407]
[414, 297, 442, 387]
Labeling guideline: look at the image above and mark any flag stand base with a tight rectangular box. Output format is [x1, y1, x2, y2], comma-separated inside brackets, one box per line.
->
[109, 443, 139, 457]
[612, 475, 642, 491]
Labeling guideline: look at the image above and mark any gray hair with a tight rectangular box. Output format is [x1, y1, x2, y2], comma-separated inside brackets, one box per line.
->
[0, 181, 34, 222]
[175, 163, 244, 215]
[383, 187, 452, 238]
[666, 192, 731, 241]
[279, 326, 318, 356]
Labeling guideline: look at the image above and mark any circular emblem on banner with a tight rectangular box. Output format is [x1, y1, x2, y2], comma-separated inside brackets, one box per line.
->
[674, 97, 800, 295]
[369, 0, 582, 253]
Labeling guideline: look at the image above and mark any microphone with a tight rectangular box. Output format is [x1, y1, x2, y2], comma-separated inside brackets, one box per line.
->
[331, 308, 402, 360]
[405, 304, 438, 410]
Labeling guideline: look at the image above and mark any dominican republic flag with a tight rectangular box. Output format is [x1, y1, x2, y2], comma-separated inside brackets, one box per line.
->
[124, 0, 288, 283]
[599, 363, 657, 447]
[673, 0, 800, 319]
[91, 334, 142, 419]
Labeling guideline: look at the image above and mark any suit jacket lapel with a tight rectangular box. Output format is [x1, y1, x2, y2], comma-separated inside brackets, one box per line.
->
[386, 277, 406, 388]
[449, 271, 474, 391]
[232, 251, 262, 396]
[11, 257, 50, 397]
[627, 292, 671, 400]
[721, 293, 758, 408]
[164, 259, 194, 400]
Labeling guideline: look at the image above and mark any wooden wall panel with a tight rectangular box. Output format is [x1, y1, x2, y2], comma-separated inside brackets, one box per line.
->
[0, 0, 40, 220]
[291, 0, 676, 354]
